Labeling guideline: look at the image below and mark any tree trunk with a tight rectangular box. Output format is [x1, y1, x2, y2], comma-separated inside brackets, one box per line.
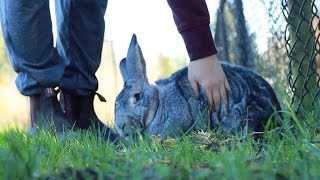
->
[286, 0, 318, 111]
[214, 0, 230, 62]
[231, 0, 254, 69]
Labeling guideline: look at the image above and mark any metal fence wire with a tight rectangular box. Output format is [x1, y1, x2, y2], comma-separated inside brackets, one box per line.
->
[282, 0, 320, 112]
[213, 0, 319, 114]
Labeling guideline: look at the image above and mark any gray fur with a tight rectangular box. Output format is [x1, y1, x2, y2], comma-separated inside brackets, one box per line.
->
[115, 34, 281, 138]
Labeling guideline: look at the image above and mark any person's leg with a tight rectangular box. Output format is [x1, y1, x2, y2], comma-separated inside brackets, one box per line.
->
[55, 0, 108, 95]
[0, 0, 65, 95]
[55, 0, 110, 130]
[0, 0, 68, 132]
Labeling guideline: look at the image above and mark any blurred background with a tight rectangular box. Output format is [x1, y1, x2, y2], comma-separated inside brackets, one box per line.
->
[0, 0, 319, 130]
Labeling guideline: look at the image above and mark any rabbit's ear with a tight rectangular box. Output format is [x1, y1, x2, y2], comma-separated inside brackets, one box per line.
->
[119, 58, 129, 82]
[125, 34, 148, 83]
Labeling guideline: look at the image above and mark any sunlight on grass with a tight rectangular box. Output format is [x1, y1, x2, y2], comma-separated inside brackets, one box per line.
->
[0, 84, 29, 131]
[0, 104, 319, 179]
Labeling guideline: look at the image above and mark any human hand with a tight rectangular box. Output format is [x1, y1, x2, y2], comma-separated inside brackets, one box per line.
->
[188, 54, 231, 114]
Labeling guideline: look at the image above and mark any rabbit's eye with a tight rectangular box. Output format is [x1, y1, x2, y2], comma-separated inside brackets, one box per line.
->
[134, 93, 141, 102]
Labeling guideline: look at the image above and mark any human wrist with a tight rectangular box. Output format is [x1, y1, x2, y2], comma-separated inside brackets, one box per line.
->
[190, 54, 219, 64]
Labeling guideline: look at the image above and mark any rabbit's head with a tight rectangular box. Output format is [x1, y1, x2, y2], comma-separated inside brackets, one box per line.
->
[115, 35, 159, 138]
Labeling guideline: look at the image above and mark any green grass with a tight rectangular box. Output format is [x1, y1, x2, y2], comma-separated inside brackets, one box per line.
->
[1, 106, 320, 180]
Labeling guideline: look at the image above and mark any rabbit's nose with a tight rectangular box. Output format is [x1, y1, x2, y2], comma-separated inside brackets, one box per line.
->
[121, 121, 140, 136]
[115, 120, 126, 136]
[117, 122, 131, 137]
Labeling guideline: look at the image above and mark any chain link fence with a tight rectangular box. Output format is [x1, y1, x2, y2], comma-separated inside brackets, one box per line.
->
[249, 0, 289, 94]
[282, 0, 320, 113]
[213, 0, 320, 114]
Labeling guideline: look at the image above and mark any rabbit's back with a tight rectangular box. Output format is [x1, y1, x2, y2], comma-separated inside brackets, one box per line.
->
[219, 62, 280, 132]
[156, 62, 280, 134]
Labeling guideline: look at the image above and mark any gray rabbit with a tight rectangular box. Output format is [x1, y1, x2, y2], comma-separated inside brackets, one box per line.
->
[115, 34, 281, 138]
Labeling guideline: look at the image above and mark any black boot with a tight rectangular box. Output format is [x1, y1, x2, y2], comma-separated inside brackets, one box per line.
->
[29, 88, 71, 134]
[29, 94, 41, 134]
[62, 92, 119, 140]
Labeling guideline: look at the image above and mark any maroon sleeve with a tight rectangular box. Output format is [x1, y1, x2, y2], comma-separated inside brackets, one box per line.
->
[167, 0, 217, 61]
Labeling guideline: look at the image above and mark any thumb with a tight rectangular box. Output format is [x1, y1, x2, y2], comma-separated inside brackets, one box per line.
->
[188, 75, 200, 99]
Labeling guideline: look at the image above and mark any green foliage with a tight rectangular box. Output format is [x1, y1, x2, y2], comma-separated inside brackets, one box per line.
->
[0, 104, 320, 179]
[0, 28, 13, 84]
[253, 40, 290, 102]
[219, 3, 237, 64]
[156, 54, 187, 79]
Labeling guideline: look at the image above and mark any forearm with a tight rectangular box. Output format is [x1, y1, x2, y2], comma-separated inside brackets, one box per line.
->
[167, 0, 217, 61]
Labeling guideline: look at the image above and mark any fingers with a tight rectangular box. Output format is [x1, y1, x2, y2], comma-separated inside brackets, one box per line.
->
[189, 75, 200, 99]
[225, 79, 231, 92]
[205, 88, 213, 113]
[187, 55, 231, 118]
[211, 88, 221, 115]
[220, 80, 229, 113]
[224, 80, 231, 113]
[206, 79, 229, 116]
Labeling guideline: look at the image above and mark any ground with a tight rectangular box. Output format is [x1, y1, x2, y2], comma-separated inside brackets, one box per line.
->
[0, 105, 320, 179]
